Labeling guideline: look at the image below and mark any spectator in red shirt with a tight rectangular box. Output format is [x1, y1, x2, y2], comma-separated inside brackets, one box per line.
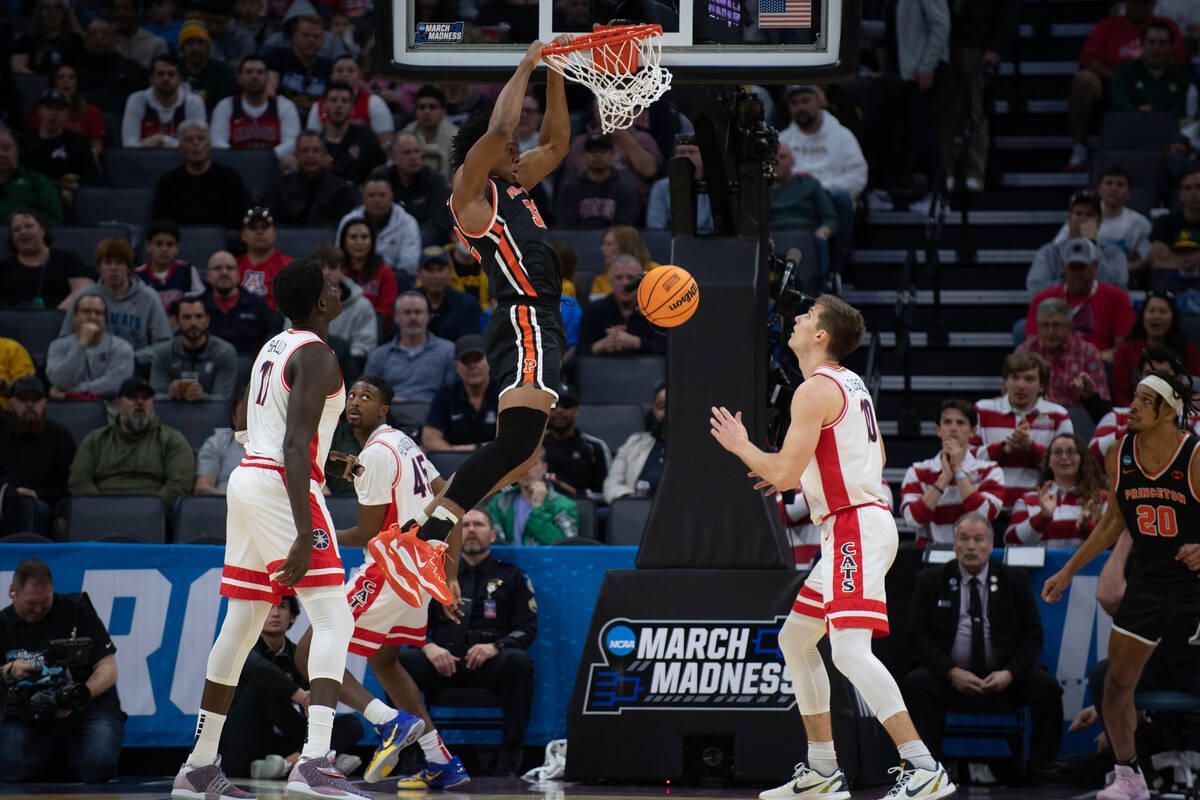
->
[1067, 0, 1185, 170]
[1110, 289, 1200, 405]
[236, 207, 294, 310]
[339, 217, 398, 317]
[1004, 432, 1107, 547]
[1024, 236, 1135, 362]
[1017, 297, 1110, 406]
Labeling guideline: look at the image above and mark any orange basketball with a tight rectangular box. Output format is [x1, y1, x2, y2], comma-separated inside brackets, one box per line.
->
[637, 265, 699, 327]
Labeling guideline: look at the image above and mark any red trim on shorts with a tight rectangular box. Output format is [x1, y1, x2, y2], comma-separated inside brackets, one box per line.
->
[220, 565, 281, 602]
[826, 507, 890, 637]
[791, 584, 825, 618]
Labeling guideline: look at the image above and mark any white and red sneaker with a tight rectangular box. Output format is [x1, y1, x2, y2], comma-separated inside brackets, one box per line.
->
[1098, 764, 1150, 800]
[368, 522, 453, 607]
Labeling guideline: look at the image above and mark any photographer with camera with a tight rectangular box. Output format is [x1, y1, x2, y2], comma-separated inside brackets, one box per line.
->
[1, 559, 123, 783]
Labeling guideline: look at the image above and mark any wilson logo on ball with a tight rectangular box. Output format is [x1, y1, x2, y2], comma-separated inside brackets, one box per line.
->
[637, 264, 699, 328]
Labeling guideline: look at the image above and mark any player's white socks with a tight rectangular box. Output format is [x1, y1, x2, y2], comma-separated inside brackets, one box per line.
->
[302, 705, 335, 760]
[432, 506, 459, 525]
[419, 730, 452, 765]
[807, 740, 838, 776]
[896, 740, 936, 772]
[365, 698, 396, 726]
[187, 709, 226, 767]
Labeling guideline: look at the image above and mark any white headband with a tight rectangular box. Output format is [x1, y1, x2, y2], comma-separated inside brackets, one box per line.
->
[1139, 374, 1184, 415]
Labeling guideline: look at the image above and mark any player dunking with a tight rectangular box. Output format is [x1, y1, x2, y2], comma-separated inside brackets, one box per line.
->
[1043, 372, 1200, 800]
[293, 376, 471, 790]
[173, 261, 367, 800]
[711, 295, 955, 800]
[379, 38, 574, 581]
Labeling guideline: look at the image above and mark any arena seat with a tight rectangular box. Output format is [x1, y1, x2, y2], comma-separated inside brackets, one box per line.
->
[641, 228, 671, 264]
[173, 495, 228, 544]
[276, 227, 335, 260]
[104, 149, 182, 188]
[177, 226, 229, 267]
[1101, 111, 1178, 152]
[52, 224, 134, 267]
[0, 309, 66, 366]
[0, 532, 54, 544]
[576, 355, 664, 404]
[427, 687, 504, 746]
[391, 401, 431, 429]
[156, 401, 232, 451]
[574, 497, 596, 540]
[211, 150, 279, 202]
[607, 496, 652, 547]
[75, 187, 154, 228]
[576, 403, 644, 454]
[45, 400, 109, 446]
[429, 450, 472, 476]
[102, 113, 121, 150]
[15, 74, 48, 121]
[65, 495, 166, 543]
[324, 494, 359, 529]
[553, 229, 604, 269]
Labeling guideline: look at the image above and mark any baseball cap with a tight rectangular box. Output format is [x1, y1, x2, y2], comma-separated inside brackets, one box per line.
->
[1173, 229, 1200, 250]
[785, 84, 820, 98]
[1060, 237, 1099, 265]
[243, 206, 274, 226]
[179, 20, 211, 45]
[119, 375, 154, 397]
[454, 334, 485, 361]
[555, 383, 580, 407]
[38, 89, 69, 108]
[9, 375, 45, 399]
[584, 132, 613, 151]
[420, 245, 450, 269]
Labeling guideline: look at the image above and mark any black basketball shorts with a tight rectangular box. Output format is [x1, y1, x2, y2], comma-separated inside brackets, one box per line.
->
[485, 301, 565, 401]
[1113, 568, 1200, 645]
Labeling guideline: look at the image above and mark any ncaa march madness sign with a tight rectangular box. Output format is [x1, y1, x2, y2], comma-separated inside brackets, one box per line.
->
[582, 615, 796, 714]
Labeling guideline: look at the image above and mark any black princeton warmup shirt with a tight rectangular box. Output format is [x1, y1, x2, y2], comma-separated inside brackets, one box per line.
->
[1116, 432, 1200, 586]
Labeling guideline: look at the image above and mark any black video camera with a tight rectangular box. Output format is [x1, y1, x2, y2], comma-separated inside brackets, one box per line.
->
[5, 637, 93, 726]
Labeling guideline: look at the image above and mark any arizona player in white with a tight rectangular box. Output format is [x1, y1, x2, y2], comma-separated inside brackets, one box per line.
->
[294, 376, 471, 789]
[173, 260, 367, 800]
[711, 295, 955, 800]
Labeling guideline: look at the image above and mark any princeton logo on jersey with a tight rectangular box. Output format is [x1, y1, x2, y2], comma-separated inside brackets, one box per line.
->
[506, 184, 525, 199]
[522, 357, 537, 377]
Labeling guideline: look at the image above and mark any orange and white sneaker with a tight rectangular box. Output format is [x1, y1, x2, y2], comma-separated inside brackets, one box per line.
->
[367, 522, 453, 607]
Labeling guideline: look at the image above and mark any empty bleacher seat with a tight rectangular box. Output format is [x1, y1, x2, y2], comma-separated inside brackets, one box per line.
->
[156, 401, 233, 451]
[429, 450, 472, 476]
[15, 74, 48, 121]
[75, 187, 154, 228]
[1101, 112, 1179, 152]
[51, 225, 133, 267]
[324, 494, 359, 529]
[276, 227, 335, 260]
[104, 149, 182, 188]
[575, 497, 596, 540]
[211, 150, 278, 202]
[0, 309, 66, 366]
[65, 495, 166, 543]
[608, 496, 652, 546]
[553, 229, 605, 268]
[576, 355, 665, 404]
[177, 226, 229, 267]
[391, 401, 431, 428]
[45, 400, 109, 446]
[641, 229, 672, 264]
[174, 495, 228, 544]
[576, 402, 644, 454]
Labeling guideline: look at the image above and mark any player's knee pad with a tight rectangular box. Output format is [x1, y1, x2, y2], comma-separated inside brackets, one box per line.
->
[779, 611, 830, 715]
[443, 407, 548, 509]
[207, 598, 271, 686]
[779, 610, 825, 654]
[829, 627, 907, 722]
[298, 587, 355, 681]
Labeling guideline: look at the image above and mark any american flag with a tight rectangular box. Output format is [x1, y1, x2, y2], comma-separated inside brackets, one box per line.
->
[758, 0, 812, 27]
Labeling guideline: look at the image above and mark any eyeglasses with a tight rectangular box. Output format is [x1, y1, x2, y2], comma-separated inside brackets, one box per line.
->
[1049, 448, 1081, 458]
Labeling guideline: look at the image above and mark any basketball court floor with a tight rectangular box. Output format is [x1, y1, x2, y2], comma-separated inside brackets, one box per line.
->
[0, 777, 1104, 800]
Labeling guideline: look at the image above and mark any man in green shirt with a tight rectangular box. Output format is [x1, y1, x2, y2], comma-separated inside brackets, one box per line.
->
[179, 22, 239, 113]
[486, 447, 578, 545]
[67, 375, 196, 506]
[1111, 21, 1192, 115]
[0, 128, 62, 224]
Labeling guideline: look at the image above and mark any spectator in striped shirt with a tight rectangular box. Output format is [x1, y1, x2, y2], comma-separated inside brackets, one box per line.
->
[1005, 433, 1107, 547]
[972, 350, 1073, 509]
[902, 399, 1005, 546]
[1016, 296, 1110, 406]
[1087, 347, 1200, 463]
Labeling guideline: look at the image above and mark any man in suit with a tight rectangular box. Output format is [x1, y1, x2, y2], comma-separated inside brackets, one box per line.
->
[903, 512, 1064, 770]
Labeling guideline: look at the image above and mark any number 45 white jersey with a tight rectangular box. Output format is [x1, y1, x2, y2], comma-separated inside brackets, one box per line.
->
[799, 365, 889, 525]
[354, 425, 441, 531]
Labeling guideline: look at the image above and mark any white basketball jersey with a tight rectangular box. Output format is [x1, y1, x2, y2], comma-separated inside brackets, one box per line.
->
[354, 425, 442, 531]
[243, 329, 345, 482]
[799, 365, 888, 524]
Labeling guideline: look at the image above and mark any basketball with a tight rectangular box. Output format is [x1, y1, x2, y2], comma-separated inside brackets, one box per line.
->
[637, 265, 699, 327]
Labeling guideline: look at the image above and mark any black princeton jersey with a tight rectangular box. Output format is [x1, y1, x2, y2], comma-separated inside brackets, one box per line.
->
[449, 177, 562, 304]
[1115, 432, 1200, 582]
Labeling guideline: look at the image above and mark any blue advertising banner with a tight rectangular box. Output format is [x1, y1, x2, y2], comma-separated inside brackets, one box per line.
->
[0, 544, 1111, 755]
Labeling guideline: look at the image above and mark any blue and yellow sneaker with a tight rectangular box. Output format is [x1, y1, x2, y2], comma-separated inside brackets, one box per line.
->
[395, 756, 471, 790]
[363, 711, 425, 783]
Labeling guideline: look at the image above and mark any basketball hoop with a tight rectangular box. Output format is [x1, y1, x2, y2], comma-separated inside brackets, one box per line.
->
[541, 24, 673, 133]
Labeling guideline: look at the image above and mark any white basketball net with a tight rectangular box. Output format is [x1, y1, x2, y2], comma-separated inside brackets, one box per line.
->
[542, 26, 673, 133]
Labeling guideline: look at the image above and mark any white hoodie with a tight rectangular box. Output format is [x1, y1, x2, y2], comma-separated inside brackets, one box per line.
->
[329, 277, 378, 359]
[778, 110, 868, 199]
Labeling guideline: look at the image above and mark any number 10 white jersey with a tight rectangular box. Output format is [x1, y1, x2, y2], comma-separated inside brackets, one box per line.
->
[799, 365, 889, 524]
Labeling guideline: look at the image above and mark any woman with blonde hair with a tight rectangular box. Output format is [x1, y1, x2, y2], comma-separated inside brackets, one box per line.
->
[589, 224, 657, 300]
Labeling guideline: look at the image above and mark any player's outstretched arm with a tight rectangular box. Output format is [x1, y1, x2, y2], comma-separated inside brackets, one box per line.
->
[337, 502, 390, 549]
[274, 344, 342, 587]
[516, 36, 572, 189]
[1042, 445, 1126, 603]
[451, 41, 544, 212]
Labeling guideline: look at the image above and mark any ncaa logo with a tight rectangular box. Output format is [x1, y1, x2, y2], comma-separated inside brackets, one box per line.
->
[605, 625, 636, 656]
[1122, 454, 1133, 466]
[312, 529, 331, 550]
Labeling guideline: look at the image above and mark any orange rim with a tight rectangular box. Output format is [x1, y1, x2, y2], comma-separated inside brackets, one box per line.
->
[541, 24, 663, 57]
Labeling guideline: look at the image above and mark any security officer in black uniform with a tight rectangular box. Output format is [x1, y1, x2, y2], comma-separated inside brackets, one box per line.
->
[398, 507, 538, 776]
